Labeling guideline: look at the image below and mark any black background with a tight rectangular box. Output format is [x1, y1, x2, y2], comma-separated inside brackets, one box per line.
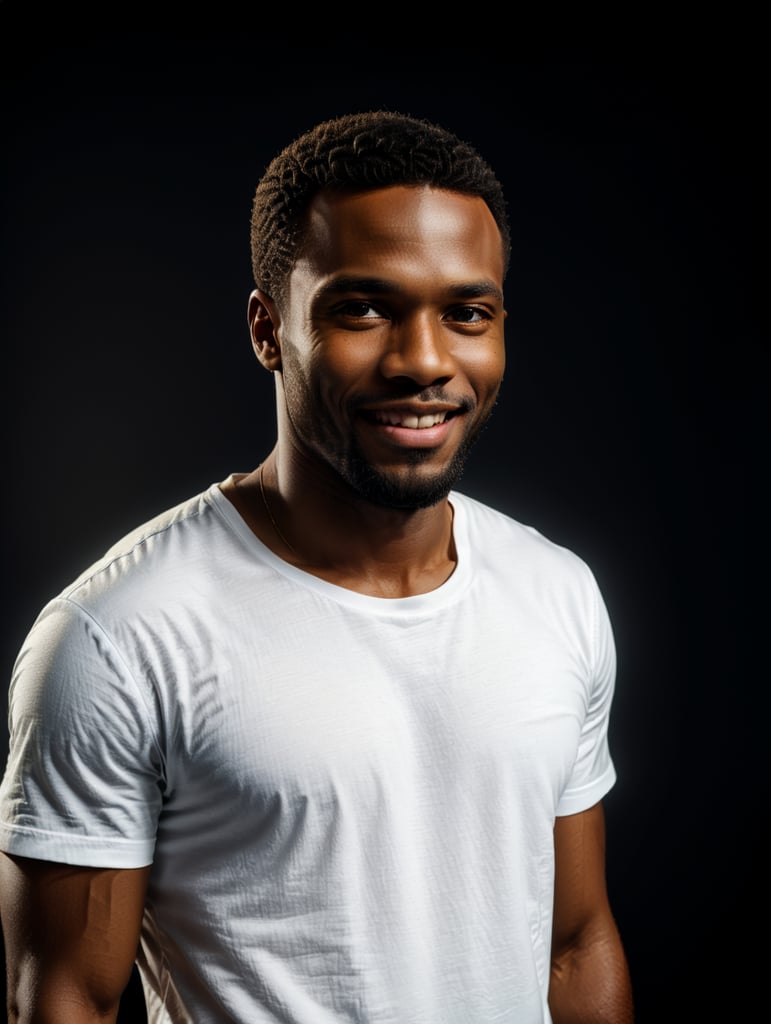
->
[1, 23, 766, 1023]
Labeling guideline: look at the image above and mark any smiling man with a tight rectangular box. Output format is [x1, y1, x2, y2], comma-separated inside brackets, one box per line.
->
[228, 184, 506, 594]
[0, 111, 634, 1023]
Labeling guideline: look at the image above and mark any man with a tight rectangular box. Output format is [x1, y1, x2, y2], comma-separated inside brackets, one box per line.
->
[0, 111, 634, 1022]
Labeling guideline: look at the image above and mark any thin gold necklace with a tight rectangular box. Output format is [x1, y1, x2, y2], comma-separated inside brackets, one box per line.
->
[258, 463, 298, 555]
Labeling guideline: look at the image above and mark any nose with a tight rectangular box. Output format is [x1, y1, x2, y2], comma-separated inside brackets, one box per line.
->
[378, 313, 456, 386]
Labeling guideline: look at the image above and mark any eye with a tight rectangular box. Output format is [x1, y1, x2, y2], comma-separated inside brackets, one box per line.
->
[446, 305, 492, 325]
[334, 300, 385, 320]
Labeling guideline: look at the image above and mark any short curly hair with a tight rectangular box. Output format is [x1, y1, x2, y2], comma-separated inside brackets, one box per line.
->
[250, 110, 510, 307]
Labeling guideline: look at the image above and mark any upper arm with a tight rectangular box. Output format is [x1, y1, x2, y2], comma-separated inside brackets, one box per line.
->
[0, 853, 151, 1023]
[550, 802, 634, 1023]
[551, 800, 612, 952]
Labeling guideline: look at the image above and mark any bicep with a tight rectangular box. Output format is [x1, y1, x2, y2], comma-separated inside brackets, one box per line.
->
[551, 800, 611, 953]
[0, 853, 151, 1022]
[550, 804, 634, 1020]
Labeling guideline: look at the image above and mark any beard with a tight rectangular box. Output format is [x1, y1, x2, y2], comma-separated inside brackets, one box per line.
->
[338, 423, 487, 510]
[289, 393, 497, 511]
[279, 347, 499, 511]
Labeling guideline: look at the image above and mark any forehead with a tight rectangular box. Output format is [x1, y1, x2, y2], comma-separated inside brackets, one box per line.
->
[295, 185, 505, 285]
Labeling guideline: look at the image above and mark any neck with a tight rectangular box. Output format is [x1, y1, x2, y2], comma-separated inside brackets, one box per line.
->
[226, 447, 458, 599]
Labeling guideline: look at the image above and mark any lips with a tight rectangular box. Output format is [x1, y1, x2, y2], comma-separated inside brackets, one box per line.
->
[358, 405, 461, 451]
[371, 410, 449, 429]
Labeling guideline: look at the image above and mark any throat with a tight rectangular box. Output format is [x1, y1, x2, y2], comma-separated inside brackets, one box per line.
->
[312, 554, 457, 599]
[222, 466, 458, 598]
[300, 503, 458, 598]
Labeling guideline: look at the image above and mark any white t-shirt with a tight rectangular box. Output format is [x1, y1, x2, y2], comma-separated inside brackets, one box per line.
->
[0, 484, 618, 1024]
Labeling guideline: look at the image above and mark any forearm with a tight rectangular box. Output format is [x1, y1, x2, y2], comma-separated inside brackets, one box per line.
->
[549, 931, 634, 1024]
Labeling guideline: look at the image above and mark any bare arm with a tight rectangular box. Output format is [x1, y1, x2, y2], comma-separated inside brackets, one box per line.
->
[549, 802, 634, 1024]
[0, 853, 151, 1023]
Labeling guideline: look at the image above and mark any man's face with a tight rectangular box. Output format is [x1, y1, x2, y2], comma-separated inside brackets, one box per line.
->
[274, 185, 506, 509]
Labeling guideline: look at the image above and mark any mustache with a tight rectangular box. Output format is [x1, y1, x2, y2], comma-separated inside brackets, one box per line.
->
[349, 385, 476, 413]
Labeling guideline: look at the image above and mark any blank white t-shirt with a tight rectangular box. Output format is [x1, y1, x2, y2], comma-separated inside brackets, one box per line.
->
[0, 484, 618, 1023]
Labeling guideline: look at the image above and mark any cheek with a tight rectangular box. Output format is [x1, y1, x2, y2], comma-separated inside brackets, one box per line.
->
[462, 343, 506, 396]
[312, 336, 381, 390]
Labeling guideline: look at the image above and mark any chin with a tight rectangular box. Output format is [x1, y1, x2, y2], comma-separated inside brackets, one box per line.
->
[345, 453, 467, 511]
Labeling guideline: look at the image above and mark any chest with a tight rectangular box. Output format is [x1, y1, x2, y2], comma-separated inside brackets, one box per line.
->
[141, 587, 592, 816]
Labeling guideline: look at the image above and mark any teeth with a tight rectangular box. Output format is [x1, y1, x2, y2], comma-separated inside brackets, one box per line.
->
[374, 411, 448, 428]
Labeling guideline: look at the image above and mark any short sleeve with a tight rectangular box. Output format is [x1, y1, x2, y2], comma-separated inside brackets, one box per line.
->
[0, 598, 162, 867]
[555, 571, 618, 816]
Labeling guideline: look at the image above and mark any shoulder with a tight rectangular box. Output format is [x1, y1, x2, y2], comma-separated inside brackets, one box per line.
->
[11, 484, 238, 707]
[452, 491, 616, 695]
[55, 483, 232, 616]
[451, 490, 598, 587]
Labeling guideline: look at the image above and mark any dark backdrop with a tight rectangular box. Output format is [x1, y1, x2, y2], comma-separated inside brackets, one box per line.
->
[1, 27, 766, 1022]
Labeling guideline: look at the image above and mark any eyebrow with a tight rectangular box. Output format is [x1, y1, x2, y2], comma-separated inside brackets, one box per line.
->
[318, 276, 504, 304]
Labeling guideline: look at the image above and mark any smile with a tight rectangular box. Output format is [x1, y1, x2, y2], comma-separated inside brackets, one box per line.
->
[371, 410, 449, 429]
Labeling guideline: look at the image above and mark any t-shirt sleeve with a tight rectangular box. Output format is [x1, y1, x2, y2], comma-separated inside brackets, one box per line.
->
[555, 568, 618, 816]
[0, 598, 162, 867]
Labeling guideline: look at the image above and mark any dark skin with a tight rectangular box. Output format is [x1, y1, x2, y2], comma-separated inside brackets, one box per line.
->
[1, 186, 633, 1022]
[550, 804, 634, 1022]
[0, 856, 151, 1022]
[226, 187, 507, 598]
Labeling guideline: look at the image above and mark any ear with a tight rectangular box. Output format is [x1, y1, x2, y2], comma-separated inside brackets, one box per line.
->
[248, 289, 283, 372]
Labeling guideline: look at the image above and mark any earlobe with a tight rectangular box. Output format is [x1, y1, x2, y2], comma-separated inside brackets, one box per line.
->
[248, 289, 282, 372]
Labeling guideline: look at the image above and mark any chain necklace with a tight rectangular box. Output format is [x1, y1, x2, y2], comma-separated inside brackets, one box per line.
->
[258, 463, 298, 555]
